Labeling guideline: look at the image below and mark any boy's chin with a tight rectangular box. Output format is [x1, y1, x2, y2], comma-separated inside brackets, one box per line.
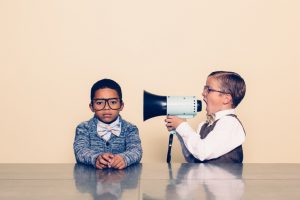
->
[206, 110, 214, 115]
[205, 107, 210, 114]
[98, 116, 118, 124]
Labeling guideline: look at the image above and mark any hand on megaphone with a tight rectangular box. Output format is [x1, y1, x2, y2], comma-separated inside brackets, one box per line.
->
[165, 116, 186, 131]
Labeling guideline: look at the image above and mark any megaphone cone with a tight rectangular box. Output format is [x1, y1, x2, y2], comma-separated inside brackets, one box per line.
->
[143, 91, 167, 121]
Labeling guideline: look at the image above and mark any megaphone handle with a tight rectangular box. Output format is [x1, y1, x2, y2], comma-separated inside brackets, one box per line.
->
[166, 130, 176, 163]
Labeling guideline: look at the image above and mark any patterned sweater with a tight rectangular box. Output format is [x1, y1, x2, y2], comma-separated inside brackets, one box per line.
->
[73, 116, 142, 168]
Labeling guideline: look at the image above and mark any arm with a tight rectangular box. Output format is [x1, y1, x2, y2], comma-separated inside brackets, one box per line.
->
[73, 123, 101, 167]
[118, 126, 142, 167]
[176, 117, 245, 161]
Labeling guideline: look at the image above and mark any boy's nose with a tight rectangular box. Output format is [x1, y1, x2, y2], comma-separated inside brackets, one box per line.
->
[103, 102, 111, 110]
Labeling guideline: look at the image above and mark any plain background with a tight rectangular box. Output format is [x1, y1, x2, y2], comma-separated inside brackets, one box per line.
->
[1, 0, 300, 163]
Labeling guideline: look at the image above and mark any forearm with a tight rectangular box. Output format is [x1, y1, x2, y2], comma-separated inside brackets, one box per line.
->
[119, 144, 142, 167]
[74, 124, 100, 167]
[118, 128, 142, 167]
[74, 142, 100, 167]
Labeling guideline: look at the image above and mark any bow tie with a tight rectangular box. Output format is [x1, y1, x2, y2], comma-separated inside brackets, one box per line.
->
[97, 122, 121, 138]
[206, 113, 216, 125]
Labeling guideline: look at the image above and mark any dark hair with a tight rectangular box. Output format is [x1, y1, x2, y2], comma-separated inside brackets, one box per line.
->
[209, 71, 246, 108]
[90, 79, 122, 102]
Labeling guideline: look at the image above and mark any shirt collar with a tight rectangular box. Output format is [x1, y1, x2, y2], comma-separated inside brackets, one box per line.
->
[214, 109, 235, 121]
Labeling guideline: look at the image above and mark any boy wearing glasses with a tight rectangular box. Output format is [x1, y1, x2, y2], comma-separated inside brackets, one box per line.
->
[74, 79, 142, 169]
[165, 71, 246, 163]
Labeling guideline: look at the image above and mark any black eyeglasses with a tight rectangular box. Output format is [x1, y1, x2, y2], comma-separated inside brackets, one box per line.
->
[203, 85, 230, 94]
[92, 98, 122, 111]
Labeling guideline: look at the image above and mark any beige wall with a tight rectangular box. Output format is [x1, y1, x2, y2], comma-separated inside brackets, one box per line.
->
[1, 0, 300, 163]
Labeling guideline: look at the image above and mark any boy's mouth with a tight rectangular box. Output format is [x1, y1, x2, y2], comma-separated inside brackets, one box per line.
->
[102, 114, 112, 118]
[203, 99, 208, 111]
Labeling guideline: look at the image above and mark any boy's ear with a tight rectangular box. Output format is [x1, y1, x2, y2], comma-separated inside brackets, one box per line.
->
[119, 101, 124, 111]
[223, 94, 232, 105]
[89, 103, 95, 112]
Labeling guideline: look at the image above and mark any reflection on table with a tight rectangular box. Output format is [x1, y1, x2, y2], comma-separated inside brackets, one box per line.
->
[1, 163, 300, 199]
[143, 163, 244, 200]
[74, 163, 142, 200]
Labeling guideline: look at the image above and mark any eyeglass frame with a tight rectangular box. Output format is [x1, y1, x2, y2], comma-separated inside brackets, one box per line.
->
[203, 85, 231, 95]
[91, 98, 123, 111]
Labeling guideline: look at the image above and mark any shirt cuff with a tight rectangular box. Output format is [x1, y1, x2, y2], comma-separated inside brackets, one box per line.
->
[91, 153, 101, 168]
[118, 153, 129, 167]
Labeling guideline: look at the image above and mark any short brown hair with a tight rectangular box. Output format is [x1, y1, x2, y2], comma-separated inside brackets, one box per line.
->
[209, 71, 246, 108]
[90, 79, 122, 102]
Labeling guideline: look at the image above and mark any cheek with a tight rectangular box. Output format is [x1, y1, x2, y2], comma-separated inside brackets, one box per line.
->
[207, 95, 218, 106]
[93, 111, 102, 117]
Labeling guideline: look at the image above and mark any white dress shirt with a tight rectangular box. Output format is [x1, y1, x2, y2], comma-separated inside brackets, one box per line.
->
[176, 109, 245, 161]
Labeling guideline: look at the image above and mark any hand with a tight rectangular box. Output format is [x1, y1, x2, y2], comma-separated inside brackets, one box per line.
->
[165, 116, 186, 131]
[96, 153, 114, 169]
[110, 154, 126, 169]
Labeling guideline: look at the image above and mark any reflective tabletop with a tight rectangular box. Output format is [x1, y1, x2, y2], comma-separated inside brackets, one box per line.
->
[1, 163, 300, 199]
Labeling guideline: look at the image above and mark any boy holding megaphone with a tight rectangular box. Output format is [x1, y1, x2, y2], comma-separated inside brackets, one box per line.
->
[165, 71, 246, 163]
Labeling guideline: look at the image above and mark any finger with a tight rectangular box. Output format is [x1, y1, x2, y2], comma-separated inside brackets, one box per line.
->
[166, 124, 174, 128]
[99, 158, 110, 166]
[167, 127, 173, 131]
[106, 154, 115, 168]
[103, 155, 113, 165]
[108, 154, 115, 159]
[112, 156, 125, 168]
[165, 117, 173, 122]
[96, 157, 103, 168]
[167, 115, 175, 119]
[96, 162, 106, 169]
[114, 156, 125, 169]
[114, 158, 122, 168]
[165, 118, 173, 122]
[96, 162, 101, 169]
[110, 157, 121, 168]
[102, 154, 113, 161]
[96, 164, 106, 169]
[116, 161, 125, 169]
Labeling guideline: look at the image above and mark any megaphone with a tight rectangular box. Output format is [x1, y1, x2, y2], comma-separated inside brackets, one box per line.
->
[143, 90, 202, 162]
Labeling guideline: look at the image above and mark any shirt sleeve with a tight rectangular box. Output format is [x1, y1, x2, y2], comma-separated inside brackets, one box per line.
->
[176, 133, 199, 162]
[73, 123, 101, 167]
[118, 126, 143, 167]
[176, 117, 245, 161]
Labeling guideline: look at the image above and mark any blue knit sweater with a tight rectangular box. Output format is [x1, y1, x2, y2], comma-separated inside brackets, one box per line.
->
[73, 116, 142, 168]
